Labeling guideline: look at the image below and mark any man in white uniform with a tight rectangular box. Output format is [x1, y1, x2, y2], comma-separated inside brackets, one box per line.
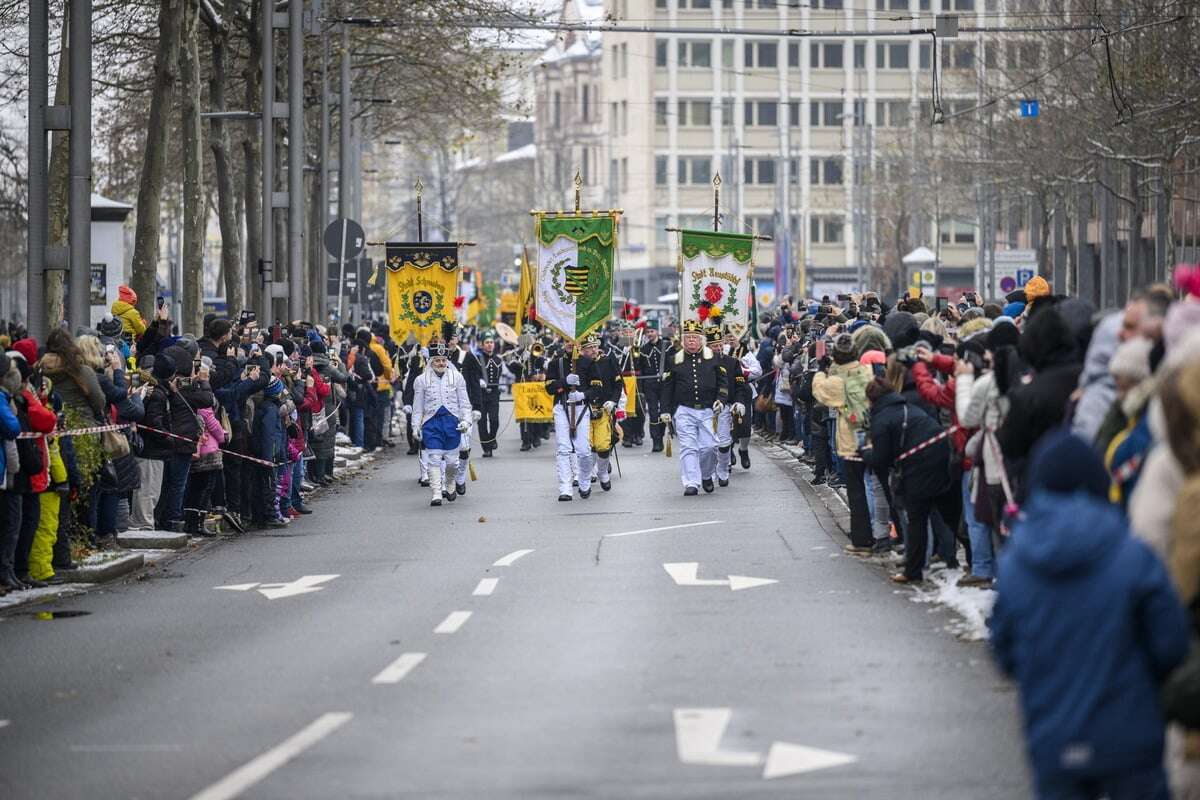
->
[411, 341, 473, 506]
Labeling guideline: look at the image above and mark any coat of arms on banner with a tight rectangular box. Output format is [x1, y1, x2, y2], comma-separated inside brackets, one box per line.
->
[679, 229, 756, 327]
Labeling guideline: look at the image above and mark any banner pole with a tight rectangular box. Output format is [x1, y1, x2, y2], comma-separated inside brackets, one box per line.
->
[415, 177, 424, 241]
[574, 170, 582, 214]
[712, 172, 721, 232]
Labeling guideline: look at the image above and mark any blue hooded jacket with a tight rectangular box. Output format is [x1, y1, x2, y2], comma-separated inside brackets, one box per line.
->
[990, 430, 1190, 779]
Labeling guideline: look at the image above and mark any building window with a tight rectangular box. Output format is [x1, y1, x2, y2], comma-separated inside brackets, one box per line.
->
[745, 215, 775, 237]
[722, 39, 735, 68]
[787, 42, 800, 68]
[553, 91, 561, 127]
[679, 99, 712, 127]
[809, 100, 843, 127]
[876, 0, 909, 8]
[944, 0, 975, 9]
[919, 42, 932, 69]
[852, 98, 867, 126]
[582, 147, 590, 184]
[788, 101, 801, 127]
[678, 156, 711, 184]
[854, 42, 866, 68]
[818, 0, 844, 7]
[947, 42, 975, 69]
[875, 100, 910, 127]
[620, 43, 629, 77]
[655, 99, 668, 127]
[622, 158, 629, 195]
[876, 42, 909, 69]
[655, 39, 668, 67]
[720, 98, 733, 123]
[983, 42, 998, 69]
[810, 41, 843, 68]
[621, 100, 628, 134]
[744, 157, 776, 184]
[788, 157, 801, 184]
[1007, 41, 1041, 69]
[678, 40, 713, 68]
[743, 100, 777, 126]
[810, 215, 844, 244]
[940, 220, 977, 245]
[655, 0, 667, 8]
[582, 84, 590, 122]
[655, 216, 669, 248]
[655, 156, 669, 185]
[610, 158, 619, 200]
[744, 41, 778, 68]
[810, 157, 844, 185]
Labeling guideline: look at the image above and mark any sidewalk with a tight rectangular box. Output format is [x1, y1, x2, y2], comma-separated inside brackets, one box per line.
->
[756, 433, 996, 642]
[0, 439, 390, 614]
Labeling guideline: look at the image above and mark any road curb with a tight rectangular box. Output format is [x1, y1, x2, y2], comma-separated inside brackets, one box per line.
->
[58, 552, 145, 583]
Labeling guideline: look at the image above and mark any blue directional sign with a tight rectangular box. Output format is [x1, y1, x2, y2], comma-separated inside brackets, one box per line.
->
[1020, 99, 1040, 118]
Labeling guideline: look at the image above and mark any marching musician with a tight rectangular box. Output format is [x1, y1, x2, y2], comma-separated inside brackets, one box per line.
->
[707, 322, 751, 487]
[659, 320, 730, 495]
[638, 322, 670, 452]
[545, 341, 595, 501]
[478, 333, 504, 457]
[615, 323, 646, 449]
[411, 340, 473, 507]
[579, 334, 623, 492]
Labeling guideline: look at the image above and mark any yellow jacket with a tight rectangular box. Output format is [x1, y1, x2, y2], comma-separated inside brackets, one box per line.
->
[110, 300, 147, 338]
[369, 338, 393, 392]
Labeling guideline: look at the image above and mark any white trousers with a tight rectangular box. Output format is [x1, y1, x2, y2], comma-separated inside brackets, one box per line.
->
[714, 409, 733, 481]
[675, 405, 718, 489]
[454, 427, 472, 483]
[554, 403, 593, 495]
[427, 450, 457, 499]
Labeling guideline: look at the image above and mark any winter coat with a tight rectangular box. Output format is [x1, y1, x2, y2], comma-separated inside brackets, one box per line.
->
[998, 360, 1083, 469]
[311, 353, 347, 460]
[39, 353, 105, 424]
[864, 392, 954, 500]
[110, 299, 147, 338]
[957, 371, 1009, 487]
[1071, 311, 1122, 443]
[0, 390, 22, 476]
[192, 406, 226, 472]
[252, 397, 286, 464]
[197, 337, 239, 392]
[1130, 402, 1183, 560]
[369, 337, 394, 392]
[991, 489, 1190, 781]
[812, 361, 874, 459]
[14, 388, 57, 493]
[911, 355, 971, 468]
[412, 366, 472, 428]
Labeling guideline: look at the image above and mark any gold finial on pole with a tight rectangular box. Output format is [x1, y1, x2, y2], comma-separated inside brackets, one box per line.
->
[574, 170, 583, 214]
[712, 172, 722, 232]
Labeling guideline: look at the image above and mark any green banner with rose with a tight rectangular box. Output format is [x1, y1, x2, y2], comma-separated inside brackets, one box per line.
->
[679, 229, 756, 333]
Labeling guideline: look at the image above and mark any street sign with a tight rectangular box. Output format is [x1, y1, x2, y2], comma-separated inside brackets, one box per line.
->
[992, 249, 1038, 298]
[327, 260, 358, 298]
[323, 218, 364, 261]
[1020, 99, 1039, 118]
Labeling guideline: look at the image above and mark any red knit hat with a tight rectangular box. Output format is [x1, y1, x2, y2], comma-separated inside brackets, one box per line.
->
[118, 284, 137, 304]
[11, 338, 37, 366]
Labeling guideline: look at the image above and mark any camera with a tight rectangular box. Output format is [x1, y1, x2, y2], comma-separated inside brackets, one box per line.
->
[895, 345, 921, 366]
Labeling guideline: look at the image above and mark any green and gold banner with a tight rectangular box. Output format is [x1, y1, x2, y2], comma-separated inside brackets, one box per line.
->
[534, 214, 617, 342]
[679, 229, 755, 329]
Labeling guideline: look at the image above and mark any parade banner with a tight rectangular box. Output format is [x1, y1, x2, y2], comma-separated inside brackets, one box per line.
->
[513, 382, 554, 423]
[534, 214, 617, 342]
[622, 375, 638, 415]
[384, 243, 460, 345]
[679, 229, 755, 327]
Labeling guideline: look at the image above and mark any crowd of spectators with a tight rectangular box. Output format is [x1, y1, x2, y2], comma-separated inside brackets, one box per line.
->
[0, 286, 401, 597]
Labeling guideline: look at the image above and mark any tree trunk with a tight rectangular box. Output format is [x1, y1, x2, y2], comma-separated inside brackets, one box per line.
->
[46, 8, 71, 328]
[208, 21, 244, 317]
[308, 166, 322, 322]
[242, 0, 263, 317]
[130, 0, 185, 323]
[179, 0, 205, 337]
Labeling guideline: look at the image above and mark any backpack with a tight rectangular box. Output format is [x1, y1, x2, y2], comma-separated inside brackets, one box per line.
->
[842, 365, 872, 430]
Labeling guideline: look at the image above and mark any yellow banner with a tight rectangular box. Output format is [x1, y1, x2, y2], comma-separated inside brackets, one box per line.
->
[513, 382, 554, 423]
[386, 262, 458, 346]
[590, 409, 615, 452]
[622, 375, 638, 415]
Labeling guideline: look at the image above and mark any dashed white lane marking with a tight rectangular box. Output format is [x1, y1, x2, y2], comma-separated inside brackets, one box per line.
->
[188, 712, 352, 800]
[371, 653, 427, 685]
[493, 549, 533, 567]
[0, 719, 9, 730]
[434, 611, 472, 634]
[604, 520, 725, 539]
[472, 578, 499, 596]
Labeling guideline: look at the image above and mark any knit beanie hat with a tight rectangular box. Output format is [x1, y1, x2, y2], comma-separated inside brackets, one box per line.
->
[1002, 301, 1026, 318]
[989, 317, 1020, 351]
[832, 333, 857, 364]
[859, 349, 886, 367]
[851, 323, 891, 357]
[1024, 275, 1051, 301]
[310, 339, 327, 354]
[883, 311, 920, 350]
[1165, 302, 1200, 354]
[264, 378, 285, 398]
[959, 317, 993, 340]
[11, 338, 38, 366]
[5, 350, 30, 381]
[1108, 337, 1153, 383]
[118, 285, 137, 305]
[1026, 428, 1111, 500]
[152, 352, 177, 382]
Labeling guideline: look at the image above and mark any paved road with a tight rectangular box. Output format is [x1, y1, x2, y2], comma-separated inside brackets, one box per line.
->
[0, 418, 1028, 799]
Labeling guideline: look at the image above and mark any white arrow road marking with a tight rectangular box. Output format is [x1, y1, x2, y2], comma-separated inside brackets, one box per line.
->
[493, 549, 533, 567]
[673, 708, 763, 767]
[255, 575, 340, 600]
[188, 711, 352, 800]
[215, 583, 260, 592]
[673, 709, 857, 781]
[762, 742, 858, 780]
[472, 578, 498, 596]
[371, 653, 426, 685]
[0, 720, 9, 730]
[434, 611, 472, 634]
[605, 520, 724, 539]
[663, 563, 778, 591]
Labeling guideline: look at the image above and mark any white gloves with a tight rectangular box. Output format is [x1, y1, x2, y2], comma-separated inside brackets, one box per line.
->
[479, 379, 487, 388]
[712, 400, 725, 414]
[568, 390, 585, 403]
[412, 427, 422, 441]
[659, 412, 672, 424]
[402, 405, 412, 415]
[472, 410, 481, 421]
[456, 419, 470, 432]
[732, 402, 746, 417]
[566, 373, 580, 387]
[602, 400, 615, 414]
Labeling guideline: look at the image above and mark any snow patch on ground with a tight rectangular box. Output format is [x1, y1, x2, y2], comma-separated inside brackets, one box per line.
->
[909, 567, 996, 642]
[0, 583, 91, 613]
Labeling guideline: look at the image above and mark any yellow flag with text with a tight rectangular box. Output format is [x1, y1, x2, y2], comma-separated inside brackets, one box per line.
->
[384, 243, 459, 346]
